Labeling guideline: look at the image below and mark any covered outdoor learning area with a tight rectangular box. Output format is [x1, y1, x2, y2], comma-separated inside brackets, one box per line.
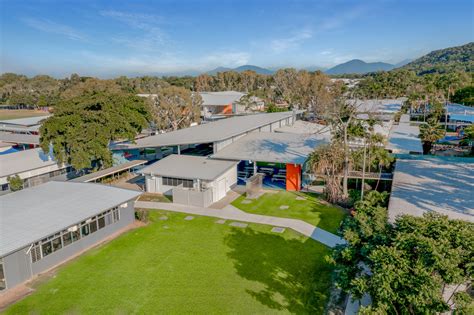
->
[211, 132, 328, 191]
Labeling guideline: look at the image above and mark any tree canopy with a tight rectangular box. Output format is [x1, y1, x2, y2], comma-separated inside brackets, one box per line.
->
[330, 191, 474, 314]
[40, 92, 151, 170]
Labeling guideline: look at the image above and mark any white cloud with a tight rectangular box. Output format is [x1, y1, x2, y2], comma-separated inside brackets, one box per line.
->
[75, 49, 251, 76]
[99, 10, 167, 51]
[22, 18, 85, 41]
[202, 52, 251, 68]
[270, 29, 313, 53]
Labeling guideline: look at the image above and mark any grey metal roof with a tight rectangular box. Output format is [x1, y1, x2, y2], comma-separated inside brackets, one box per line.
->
[211, 132, 328, 164]
[72, 160, 147, 182]
[0, 132, 40, 145]
[386, 123, 423, 154]
[0, 148, 64, 180]
[112, 111, 299, 149]
[0, 181, 142, 257]
[274, 120, 331, 137]
[0, 115, 50, 127]
[388, 157, 474, 222]
[139, 154, 237, 181]
[200, 91, 245, 106]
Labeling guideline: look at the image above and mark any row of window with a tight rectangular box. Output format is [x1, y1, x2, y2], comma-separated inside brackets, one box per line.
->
[31, 207, 120, 263]
[162, 176, 194, 188]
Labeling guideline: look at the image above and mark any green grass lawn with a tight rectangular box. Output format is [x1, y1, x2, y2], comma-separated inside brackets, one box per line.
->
[232, 191, 346, 234]
[5, 211, 333, 314]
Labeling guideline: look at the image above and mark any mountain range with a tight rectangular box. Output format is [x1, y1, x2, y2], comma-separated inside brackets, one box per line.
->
[204, 59, 414, 76]
[207, 65, 274, 75]
[178, 42, 473, 77]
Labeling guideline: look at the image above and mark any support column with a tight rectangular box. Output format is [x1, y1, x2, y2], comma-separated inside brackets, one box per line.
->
[177, 145, 181, 155]
[253, 161, 257, 175]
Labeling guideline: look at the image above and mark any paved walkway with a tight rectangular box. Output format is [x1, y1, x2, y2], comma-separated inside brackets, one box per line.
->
[135, 201, 345, 248]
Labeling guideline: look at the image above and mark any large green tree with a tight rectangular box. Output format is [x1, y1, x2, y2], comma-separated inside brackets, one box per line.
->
[330, 192, 474, 314]
[40, 92, 151, 170]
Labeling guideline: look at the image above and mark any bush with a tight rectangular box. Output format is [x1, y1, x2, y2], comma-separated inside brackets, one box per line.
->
[135, 208, 150, 223]
[7, 175, 23, 191]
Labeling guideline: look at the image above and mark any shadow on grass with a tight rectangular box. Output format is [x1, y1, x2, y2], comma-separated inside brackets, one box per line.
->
[225, 228, 333, 314]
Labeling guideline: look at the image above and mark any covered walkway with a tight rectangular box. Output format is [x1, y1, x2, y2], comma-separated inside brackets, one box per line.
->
[71, 160, 147, 183]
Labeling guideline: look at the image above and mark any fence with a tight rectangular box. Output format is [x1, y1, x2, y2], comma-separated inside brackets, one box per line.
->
[172, 185, 214, 207]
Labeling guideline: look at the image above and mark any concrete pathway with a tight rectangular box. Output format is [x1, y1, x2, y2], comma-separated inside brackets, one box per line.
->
[135, 201, 345, 248]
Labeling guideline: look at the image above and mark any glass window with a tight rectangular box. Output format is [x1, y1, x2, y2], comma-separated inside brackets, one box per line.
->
[31, 244, 42, 263]
[81, 224, 90, 237]
[41, 241, 53, 257]
[52, 237, 62, 252]
[98, 216, 106, 229]
[89, 220, 98, 234]
[113, 208, 120, 223]
[62, 231, 73, 246]
[72, 230, 80, 242]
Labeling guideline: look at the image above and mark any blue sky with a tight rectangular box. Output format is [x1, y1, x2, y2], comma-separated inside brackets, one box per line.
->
[1, 0, 473, 77]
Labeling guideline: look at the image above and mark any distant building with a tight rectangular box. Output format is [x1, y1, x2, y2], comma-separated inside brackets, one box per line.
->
[0, 148, 72, 192]
[0, 181, 141, 292]
[199, 91, 246, 117]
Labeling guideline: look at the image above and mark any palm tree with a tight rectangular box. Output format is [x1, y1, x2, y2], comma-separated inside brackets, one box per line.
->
[420, 119, 445, 154]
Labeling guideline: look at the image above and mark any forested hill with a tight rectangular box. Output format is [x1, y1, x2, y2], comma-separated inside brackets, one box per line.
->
[400, 42, 473, 75]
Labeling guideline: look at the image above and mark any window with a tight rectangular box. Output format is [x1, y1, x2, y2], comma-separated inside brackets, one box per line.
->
[162, 177, 193, 188]
[31, 243, 42, 263]
[62, 231, 73, 246]
[112, 208, 120, 223]
[98, 216, 106, 229]
[0, 259, 6, 291]
[52, 236, 62, 252]
[71, 230, 80, 242]
[41, 241, 52, 257]
[29, 205, 122, 263]
[89, 219, 98, 234]
[81, 223, 90, 237]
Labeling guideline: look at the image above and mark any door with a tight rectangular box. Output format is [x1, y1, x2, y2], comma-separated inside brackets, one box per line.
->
[217, 178, 226, 201]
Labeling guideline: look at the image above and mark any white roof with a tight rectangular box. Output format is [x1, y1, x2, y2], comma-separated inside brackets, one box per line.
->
[0, 115, 50, 127]
[200, 91, 245, 106]
[386, 123, 423, 154]
[140, 155, 237, 181]
[350, 99, 403, 114]
[112, 111, 299, 149]
[0, 132, 40, 145]
[274, 120, 331, 136]
[211, 132, 328, 164]
[0, 147, 63, 179]
[389, 157, 474, 222]
[0, 181, 142, 257]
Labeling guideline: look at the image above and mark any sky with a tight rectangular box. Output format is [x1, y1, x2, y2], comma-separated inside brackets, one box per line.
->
[1, 0, 473, 78]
